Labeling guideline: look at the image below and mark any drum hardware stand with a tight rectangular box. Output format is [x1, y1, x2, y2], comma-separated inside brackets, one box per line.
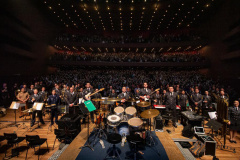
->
[23, 112, 42, 134]
[91, 122, 107, 147]
[80, 113, 94, 151]
[47, 123, 57, 134]
[146, 118, 155, 146]
[16, 119, 28, 131]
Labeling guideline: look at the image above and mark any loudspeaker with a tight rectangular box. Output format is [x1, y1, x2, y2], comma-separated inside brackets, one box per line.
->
[155, 115, 163, 130]
[79, 103, 89, 115]
[58, 114, 81, 133]
[182, 124, 194, 138]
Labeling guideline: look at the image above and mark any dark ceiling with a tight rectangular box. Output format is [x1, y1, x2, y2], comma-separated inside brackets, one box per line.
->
[36, 0, 224, 32]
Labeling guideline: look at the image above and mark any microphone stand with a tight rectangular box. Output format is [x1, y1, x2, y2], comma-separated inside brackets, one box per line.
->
[79, 112, 94, 151]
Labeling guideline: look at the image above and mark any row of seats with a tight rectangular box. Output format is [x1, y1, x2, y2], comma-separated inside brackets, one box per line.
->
[0, 133, 48, 160]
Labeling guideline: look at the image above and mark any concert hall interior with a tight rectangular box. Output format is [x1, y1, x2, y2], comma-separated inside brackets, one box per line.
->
[0, 0, 240, 160]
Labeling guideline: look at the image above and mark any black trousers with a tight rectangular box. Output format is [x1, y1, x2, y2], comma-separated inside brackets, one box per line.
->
[51, 108, 58, 125]
[32, 110, 44, 124]
[165, 107, 176, 124]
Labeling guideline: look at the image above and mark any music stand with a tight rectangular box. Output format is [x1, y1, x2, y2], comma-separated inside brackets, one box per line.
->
[8, 101, 21, 127]
[79, 100, 96, 151]
[27, 103, 44, 132]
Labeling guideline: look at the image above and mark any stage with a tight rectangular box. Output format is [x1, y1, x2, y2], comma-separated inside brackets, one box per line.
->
[0, 109, 240, 160]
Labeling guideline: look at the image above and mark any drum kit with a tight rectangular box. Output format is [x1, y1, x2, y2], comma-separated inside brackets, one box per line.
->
[91, 97, 160, 147]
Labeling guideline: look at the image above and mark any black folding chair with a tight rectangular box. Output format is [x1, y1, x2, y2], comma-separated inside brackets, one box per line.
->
[25, 135, 49, 160]
[4, 133, 25, 158]
[53, 129, 65, 150]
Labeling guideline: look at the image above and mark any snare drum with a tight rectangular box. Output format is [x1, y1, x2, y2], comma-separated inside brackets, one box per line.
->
[107, 114, 121, 127]
[128, 117, 143, 132]
[125, 106, 137, 120]
[114, 106, 124, 120]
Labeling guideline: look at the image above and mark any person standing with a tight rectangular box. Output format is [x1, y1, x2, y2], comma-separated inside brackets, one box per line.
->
[30, 89, 45, 127]
[228, 100, 240, 143]
[164, 86, 178, 128]
[48, 90, 61, 126]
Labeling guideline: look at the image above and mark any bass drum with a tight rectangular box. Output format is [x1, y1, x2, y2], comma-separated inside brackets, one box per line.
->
[117, 122, 130, 136]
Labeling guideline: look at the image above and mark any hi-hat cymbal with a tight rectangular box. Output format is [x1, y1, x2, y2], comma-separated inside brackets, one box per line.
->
[107, 98, 121, 102]
[140, 109, 160, 119]
[92, 98, 105, 102]
[136, 101, 150, 108]
[127, 98, 136, 102]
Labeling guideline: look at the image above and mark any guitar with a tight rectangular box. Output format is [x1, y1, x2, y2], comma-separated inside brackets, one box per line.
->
[85, 88, 105, 100]
[140, 88, 160, 102]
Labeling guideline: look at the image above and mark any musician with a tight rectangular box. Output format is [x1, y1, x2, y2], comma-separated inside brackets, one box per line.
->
[66, 87, 78, 114]
[162, 90, 167, 105]
[29, 89, 45, 127]
[191, 88, 203, 113]
[202, 91, 212, 115]
[152, 90, 161, 105]
[78, 88, 84, 98]
[117, 87, 130, 108]
[219, 91, 229, 102]
[16, 87, 29, 117]
[107, 86, 114, 97]
[83, 83, 94, 122]
[140, 82, 151, 101]
[83, 83, 94, 99]
[228, 100, 240, 143]
[164, 86, 178, 128]
[127, 88, 133, 98]
[22, 84, 27, 92]
[39, 87, 48, 102]
[28, 85, 34, 96]
[109, 89, 117, 98]
[48, 90, 61, 126]
[1, 83, 10, 108]
[55, 85, 61, 96]
[135, 89, 140, 100]
[178, 90, 188, 111]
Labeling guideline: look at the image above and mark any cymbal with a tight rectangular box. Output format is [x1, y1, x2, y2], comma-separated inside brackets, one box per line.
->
[92, 98, 105, 102]
[107, 98, 121, 102]
[136, 101, 150, 108]
[127, 98, 136, 102]
[140, 109, 160, 119]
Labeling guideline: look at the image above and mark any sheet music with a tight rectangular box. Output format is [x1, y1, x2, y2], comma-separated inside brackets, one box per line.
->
[33, 103, 43, 111]
[79, 98, 83, 104]
[13, 102, 20, 109]
[208, 111, 217, 120]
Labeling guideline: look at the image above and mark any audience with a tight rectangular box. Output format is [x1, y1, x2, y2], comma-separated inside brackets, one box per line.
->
[55, 33, 203, 44]
[50, 52, 206, 63]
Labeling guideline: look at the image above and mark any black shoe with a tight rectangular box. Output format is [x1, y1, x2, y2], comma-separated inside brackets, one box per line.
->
[232, 140, 237, 143]
[229, 139, 233, 143]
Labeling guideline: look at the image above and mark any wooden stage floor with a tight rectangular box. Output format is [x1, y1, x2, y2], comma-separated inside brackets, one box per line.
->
[0, 109, 239, 160]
